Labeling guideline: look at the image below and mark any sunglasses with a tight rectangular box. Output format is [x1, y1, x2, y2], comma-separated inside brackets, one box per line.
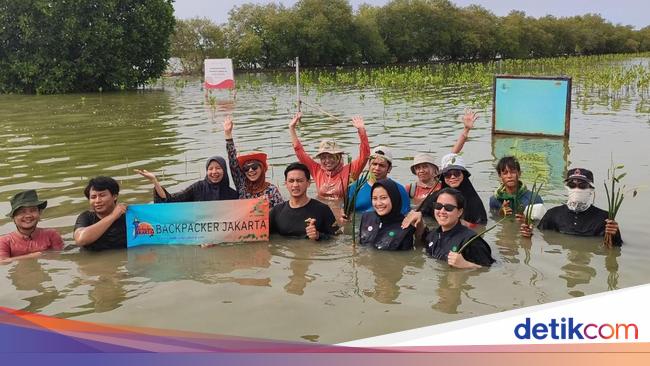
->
[243, 162, 261, 172]
[566, 180, 591, 189]
[434, 202, 458, 212]
[443, 169, 463, 179]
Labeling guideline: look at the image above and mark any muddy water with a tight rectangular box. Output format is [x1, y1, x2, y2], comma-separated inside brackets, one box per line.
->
[1, 60, 649, 343]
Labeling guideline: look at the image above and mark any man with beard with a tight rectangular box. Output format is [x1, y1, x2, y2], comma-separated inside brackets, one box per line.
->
[0, 190, 64, 261]
[520, 168, 622, 246]
[74, 176, 127, 251]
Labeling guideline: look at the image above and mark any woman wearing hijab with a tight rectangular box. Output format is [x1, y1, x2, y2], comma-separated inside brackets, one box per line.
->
[135, 156, 238, 202]
[223, 116, 284, 208]
[421, 153, 487, 226]
[358, 179, 414, 251]
[288, 112, 370, 200]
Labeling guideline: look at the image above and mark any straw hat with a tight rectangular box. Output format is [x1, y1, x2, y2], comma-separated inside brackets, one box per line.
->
[410, 153, 438, 174]
[315, 139, 344, 158]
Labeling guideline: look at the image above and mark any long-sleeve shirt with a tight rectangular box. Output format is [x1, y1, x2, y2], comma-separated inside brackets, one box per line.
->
[292, 128, 370, 200]
[226, 139, 284, 208]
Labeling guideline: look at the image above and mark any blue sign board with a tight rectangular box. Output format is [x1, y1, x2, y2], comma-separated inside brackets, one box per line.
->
[492, 76, 571, 137]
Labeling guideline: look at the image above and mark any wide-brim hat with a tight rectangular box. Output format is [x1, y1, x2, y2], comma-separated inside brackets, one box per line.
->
[370, 146, 393, 164]
[314, 139, 344, 158]
[7, 189, 47, 217]
[564, 168, 594, 188]
[439, 153, 471, 178]
[410, 153, 438, 174]
[237, 152, 268, 172]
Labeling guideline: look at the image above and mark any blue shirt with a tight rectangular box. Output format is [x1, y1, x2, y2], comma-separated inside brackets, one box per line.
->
[348, 178, 410, 215]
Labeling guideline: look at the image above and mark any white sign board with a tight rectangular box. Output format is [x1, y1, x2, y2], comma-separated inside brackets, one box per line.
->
[204, 59, 234, 89]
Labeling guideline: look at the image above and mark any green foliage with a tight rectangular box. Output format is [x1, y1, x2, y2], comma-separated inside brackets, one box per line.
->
[172, 18, 226, 75]
[0, 0, 175, 94]
[168, 0, 650, 72]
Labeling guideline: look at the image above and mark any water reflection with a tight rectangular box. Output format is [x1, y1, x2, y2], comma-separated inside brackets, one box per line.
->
[7, 259, 60, 313]
[541, 232, 621, 297]
[126, 244, 271, 286]
[356, 249, 424, 305]
[59, 250, 130, 316]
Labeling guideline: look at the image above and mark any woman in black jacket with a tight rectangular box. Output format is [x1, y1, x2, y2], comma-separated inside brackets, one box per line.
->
[422, 188, 494, 268]
[358, 179, 415, 250]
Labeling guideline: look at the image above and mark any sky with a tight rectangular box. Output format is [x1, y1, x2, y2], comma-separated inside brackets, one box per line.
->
[173, 0, 648, 29]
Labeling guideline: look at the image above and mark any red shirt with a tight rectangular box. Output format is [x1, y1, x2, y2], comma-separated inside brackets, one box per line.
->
[0, 228, 64, 259]
[293, 128, 370, 200]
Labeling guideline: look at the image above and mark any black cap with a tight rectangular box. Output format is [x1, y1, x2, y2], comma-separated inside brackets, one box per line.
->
[564, 168, 594, 187]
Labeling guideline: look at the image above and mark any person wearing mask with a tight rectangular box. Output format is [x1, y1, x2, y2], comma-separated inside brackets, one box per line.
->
[520, 168, 622, 246]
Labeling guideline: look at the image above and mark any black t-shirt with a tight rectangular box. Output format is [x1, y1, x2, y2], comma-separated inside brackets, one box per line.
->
[269, 199, 337, 240]
[424, 222, 495, 267]
[538, 205, 623, 246]
[74, 211, 127, 251]
[358, 212, 414, 251]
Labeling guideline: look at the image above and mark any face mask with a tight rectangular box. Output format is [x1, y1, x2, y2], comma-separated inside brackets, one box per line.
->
[566, 187, 594, 212]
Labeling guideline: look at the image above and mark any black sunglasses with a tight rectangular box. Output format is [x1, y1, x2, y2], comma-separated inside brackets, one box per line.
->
[443, 169, 463, 179]
[566, 180, 591, 189]
[243, 162, 261, 172]
[434, 202, 458, 212]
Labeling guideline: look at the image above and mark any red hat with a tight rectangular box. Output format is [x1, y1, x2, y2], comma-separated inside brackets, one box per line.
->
[237, 152, 268, 172]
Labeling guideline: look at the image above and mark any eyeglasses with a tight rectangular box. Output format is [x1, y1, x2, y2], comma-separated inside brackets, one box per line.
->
[243, 162, 261, 172]
[566, 180, 591, 189]
[433, 202, 458, 212]
[443, 169, 462, 179]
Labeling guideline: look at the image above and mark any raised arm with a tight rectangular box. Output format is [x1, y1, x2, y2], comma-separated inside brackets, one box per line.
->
[134, 169, 167, 200]
[74, 205, 126, 246]
[348, 116, 370, 179]
[451, 109, 477, 154]
[224, 115, 245, 194]
[288, 112, 319, 171]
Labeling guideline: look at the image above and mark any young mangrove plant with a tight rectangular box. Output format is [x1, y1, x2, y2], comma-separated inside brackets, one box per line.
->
[524, 178, 544, 226]
[603, 159, 636, 248]
[452, 217, 507, 255]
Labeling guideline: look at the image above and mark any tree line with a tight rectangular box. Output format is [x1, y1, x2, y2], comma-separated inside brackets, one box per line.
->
[172, 0, 650, 73]
[0, 0, 175, 94]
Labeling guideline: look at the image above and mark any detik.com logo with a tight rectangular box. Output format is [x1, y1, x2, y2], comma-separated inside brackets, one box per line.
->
[514, 317, 638, 340]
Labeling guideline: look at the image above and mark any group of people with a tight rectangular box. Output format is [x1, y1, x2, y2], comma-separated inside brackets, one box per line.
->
[1, 111, 623, 271]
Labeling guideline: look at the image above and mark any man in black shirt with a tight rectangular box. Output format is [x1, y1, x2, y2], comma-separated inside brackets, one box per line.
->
[270, 163, 337, 241]
[74, 176, 127, 251]
[520, 168, 622, 246]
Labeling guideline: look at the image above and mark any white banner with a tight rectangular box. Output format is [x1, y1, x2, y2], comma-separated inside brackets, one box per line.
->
[204, 58, 234, 89]
[342, 284, 649, 346]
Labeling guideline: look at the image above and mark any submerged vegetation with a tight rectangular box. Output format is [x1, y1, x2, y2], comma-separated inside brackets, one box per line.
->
[230, 53, 650, 111]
